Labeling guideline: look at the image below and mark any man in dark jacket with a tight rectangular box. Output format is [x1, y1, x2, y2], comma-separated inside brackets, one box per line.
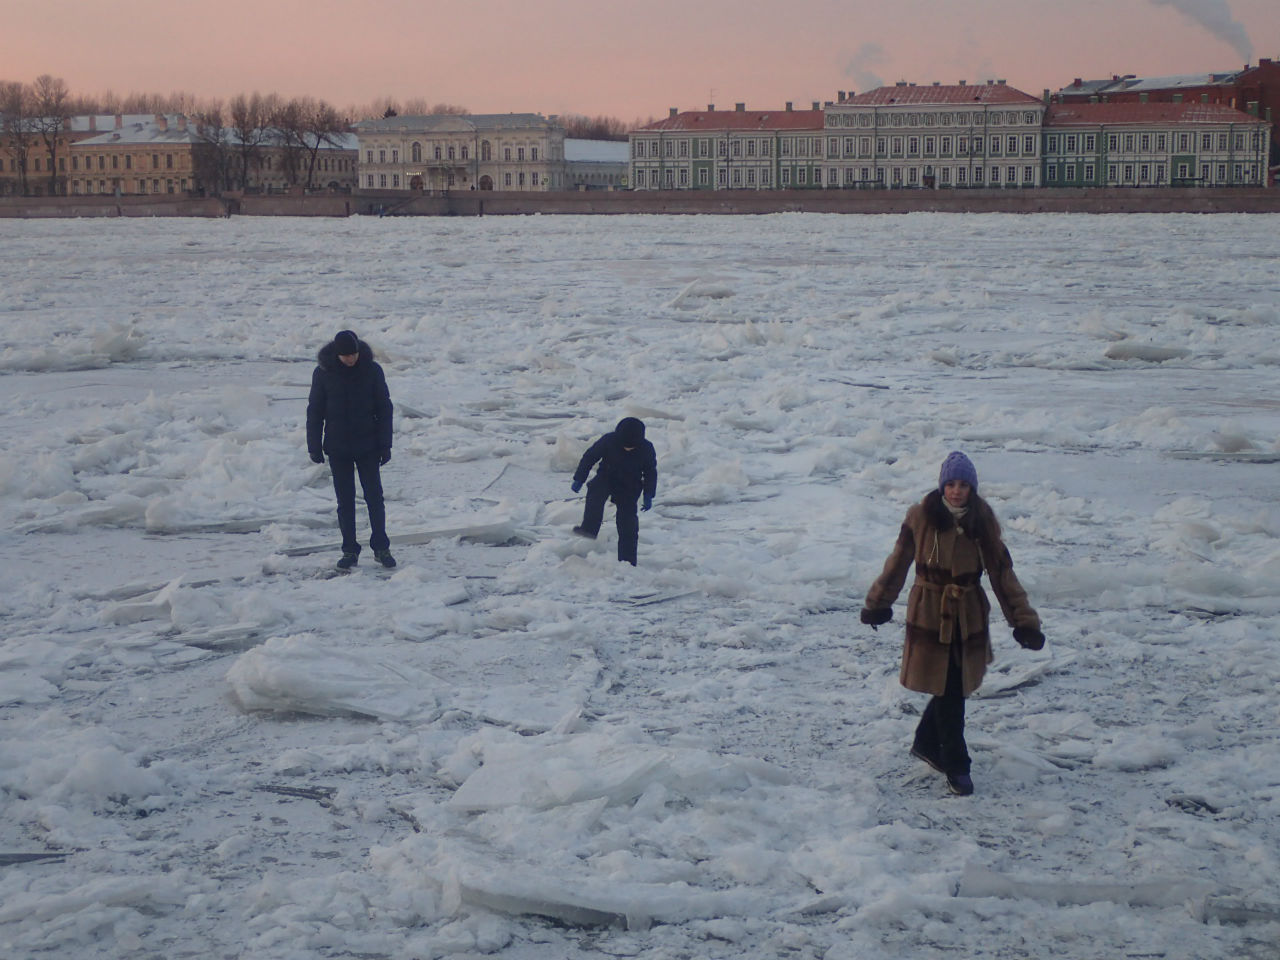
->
[306, 330, 396, 569]
[571, 417, 658, 566]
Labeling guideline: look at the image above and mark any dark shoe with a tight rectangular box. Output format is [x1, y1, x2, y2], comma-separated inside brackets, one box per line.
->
[946, 772, 974, 796]
[374, 549, 396, 568]
[571, 526, 597, 540]
[910, 745, 946, 775]
[336, 552, 358, 570]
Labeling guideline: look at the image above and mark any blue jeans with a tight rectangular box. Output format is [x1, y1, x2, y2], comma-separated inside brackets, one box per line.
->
[329, 453, 389, 554]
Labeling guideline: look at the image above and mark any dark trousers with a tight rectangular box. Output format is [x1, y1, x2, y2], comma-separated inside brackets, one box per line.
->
[580, 479, 640, 565]
[913, 636, 971, 775]
[330, 453, 389, 554]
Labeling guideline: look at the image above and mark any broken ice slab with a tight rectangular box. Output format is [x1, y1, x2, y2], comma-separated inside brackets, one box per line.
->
[954, 863, 1222, 907]
[0, 852, 70, 865]
[1191, 895, 1280, 925]
[280, 519, 532, 556]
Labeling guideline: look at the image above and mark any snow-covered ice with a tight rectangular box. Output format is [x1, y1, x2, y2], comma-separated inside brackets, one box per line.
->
[1, 212, 1278, 959]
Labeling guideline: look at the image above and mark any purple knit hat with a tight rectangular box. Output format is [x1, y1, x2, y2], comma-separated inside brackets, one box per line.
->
[938, 451, 978, 493]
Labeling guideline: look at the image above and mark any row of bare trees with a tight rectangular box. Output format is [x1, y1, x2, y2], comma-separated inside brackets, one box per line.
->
[189, 93, 352, 193]
[1, 75, 73, 196]
[3, 76, 651, 197]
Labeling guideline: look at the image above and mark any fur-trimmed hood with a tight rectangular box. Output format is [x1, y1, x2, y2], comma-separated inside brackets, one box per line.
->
[316, 337, 374, 372]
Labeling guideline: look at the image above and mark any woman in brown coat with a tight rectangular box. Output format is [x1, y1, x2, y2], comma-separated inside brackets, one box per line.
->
[861, 451, 1044, 796]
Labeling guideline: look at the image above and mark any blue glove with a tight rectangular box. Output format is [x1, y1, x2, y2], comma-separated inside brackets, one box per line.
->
[641, 495, 653, 512]
[571, 480, 583, 493]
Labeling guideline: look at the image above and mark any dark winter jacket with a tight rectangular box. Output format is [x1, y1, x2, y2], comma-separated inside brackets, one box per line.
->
[573, 418, 658, 502]
[865, 490, 1040, 697]
[306, 338, 393, 460]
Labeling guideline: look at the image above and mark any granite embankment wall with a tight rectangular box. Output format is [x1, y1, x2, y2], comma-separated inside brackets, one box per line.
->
[2, 188, 1278, 218]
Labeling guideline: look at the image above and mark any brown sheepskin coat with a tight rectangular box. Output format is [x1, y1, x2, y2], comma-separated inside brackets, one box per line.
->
[865, 490, 1040, 697]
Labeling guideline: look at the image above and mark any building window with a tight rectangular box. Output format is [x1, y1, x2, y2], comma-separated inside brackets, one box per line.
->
[1140, 164, 1150, 182]
[1124, 164, 1134, 182]
[698, 168, 709, 186]
[1047, 135, 1058, 152]
[1007, 136, 1018, 155]
[1024, 135, 1035, 155]
[532, 172, 540, 186]
[876, 137, 886, 156]
[1108, 135, 1118, 152]
[1107, 164, 1117, 182]
[679, 168, 689, 186]
[366, 150, 373, 164]
[392, 174, 400, 187]
[719, 169, 728, 186]
[504, 172, 512, 186]
[747, 169, 757, 186]
[379, 174, 387, 187]
[412, 142, 422, 162]
[379, 149, 386, 163]
[908, 136, 919, 155]
[392, 149, 399, 163]
[991, 166, 1000, 183]
[1023, 166, 1033, 183]
[1007, 166, 1016, 183]
[1084, 164, 1094, 181]
[531, 147, 538, 160]
[957, 167, 966, 184]
[1140, 134, 1150, 151]
[517, 147, 526, 161]
[908, 167, 918, 184]
[166, 154, 173, 169]
[519, 171, 527, 186]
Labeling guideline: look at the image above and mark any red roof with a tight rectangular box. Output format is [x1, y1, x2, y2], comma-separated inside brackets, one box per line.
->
[637, 110, 824, 132]
[1046, 101, 1266, 126]
[844, 83, 1041, 106]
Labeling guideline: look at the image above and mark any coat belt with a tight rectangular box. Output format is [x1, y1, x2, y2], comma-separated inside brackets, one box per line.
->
[937, 581, 973, 645]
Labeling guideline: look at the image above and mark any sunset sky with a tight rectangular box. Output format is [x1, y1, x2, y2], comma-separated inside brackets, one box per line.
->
[6, 0, 1278, 122]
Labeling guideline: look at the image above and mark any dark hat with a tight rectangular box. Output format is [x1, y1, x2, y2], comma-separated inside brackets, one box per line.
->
[938, 451, 978, 493]
[615, 417, 645, 445]
[333, 330, 360, 355]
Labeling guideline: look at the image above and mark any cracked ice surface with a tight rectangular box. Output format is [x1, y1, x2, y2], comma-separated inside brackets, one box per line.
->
[1, 213, 1279, 960]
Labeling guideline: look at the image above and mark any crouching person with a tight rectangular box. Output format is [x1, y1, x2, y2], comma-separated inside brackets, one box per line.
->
[571, 417, 658, 566]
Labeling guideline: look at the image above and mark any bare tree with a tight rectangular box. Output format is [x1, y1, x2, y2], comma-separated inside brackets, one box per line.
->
[0, 81, 36, 196]
[192, 101, 235, 195]
[31, 74, 71, 195]
[229, 92, 276, 190]
[268, 98, 307, 188]
[298, 99, 348, 190]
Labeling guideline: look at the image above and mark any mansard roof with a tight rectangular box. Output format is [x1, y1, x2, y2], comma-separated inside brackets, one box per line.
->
[843, 83, 1042, 106]
[1045, 101, 1267, 127]
[637, 109, 824, 132]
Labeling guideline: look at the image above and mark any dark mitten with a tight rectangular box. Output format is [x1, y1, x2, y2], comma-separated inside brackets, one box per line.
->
[379, 449, 392, 465]
[1013, 626, 1045, 650]
[642, 495, 653, 512]
[860, 607, 892, 629]
[571, 480, 583, 493]
[309, 451, 324, 464]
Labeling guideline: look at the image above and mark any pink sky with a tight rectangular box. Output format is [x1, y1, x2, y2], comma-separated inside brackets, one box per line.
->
[6, 0, 1278, 122]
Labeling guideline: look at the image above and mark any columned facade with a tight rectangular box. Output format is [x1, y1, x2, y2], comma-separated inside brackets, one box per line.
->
[354, 114, 566, 192]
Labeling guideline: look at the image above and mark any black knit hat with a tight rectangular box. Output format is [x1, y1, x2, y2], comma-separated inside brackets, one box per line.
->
[334, 330, 360, 355]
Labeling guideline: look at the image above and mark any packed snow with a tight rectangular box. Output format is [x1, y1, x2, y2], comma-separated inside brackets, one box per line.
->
[1, 212, 1278, 960]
